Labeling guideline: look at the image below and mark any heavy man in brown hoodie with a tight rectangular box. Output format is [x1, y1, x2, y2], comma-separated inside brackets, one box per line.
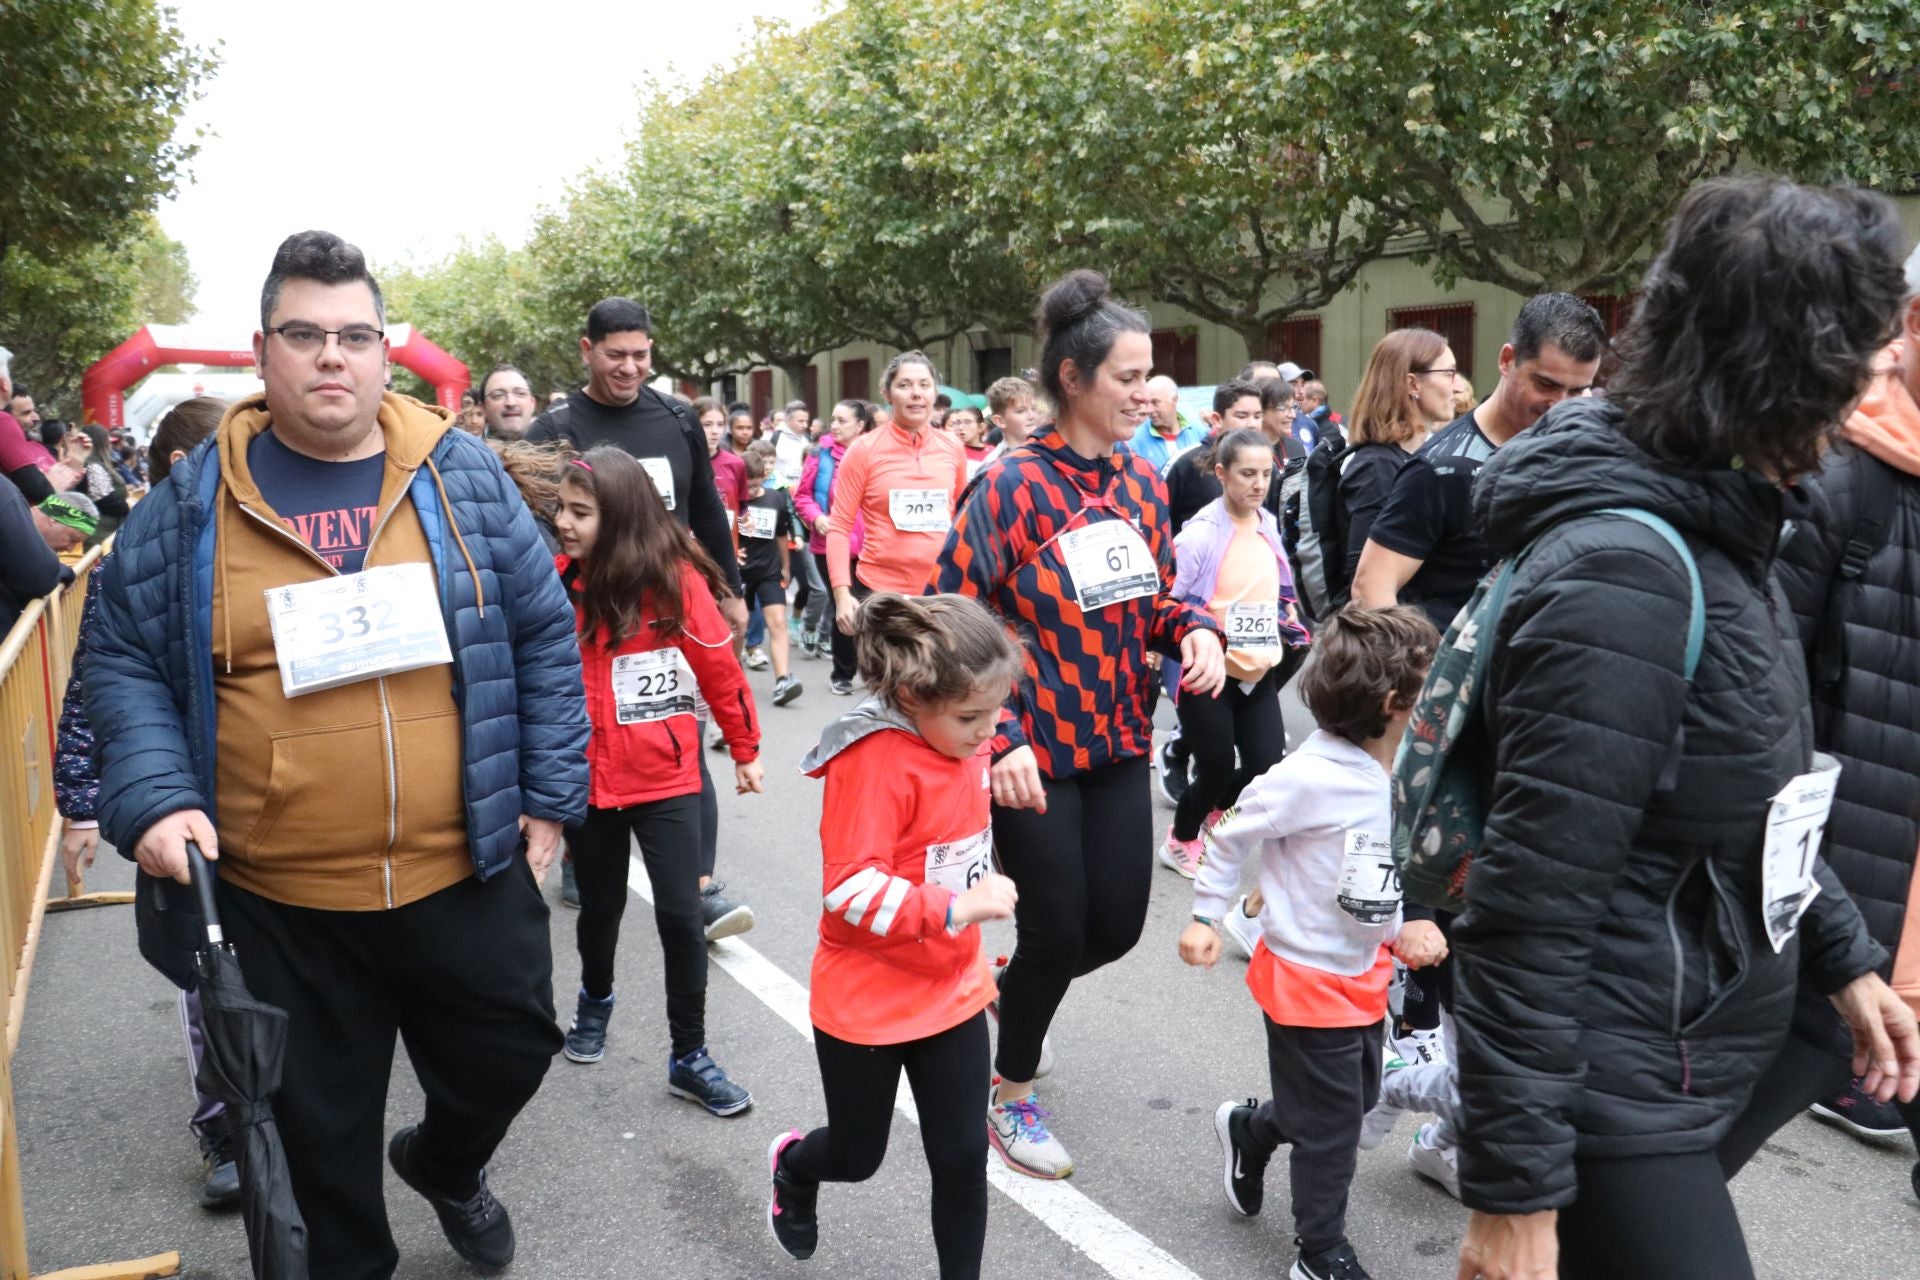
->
[87, 232, 590, 1278]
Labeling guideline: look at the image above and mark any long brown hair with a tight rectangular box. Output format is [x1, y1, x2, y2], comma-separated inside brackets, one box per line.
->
[1346, 328, 1449, 447]
[561, 446, 730, 644]
[148, 396, 228, 483]
[488, 438, 571, 523]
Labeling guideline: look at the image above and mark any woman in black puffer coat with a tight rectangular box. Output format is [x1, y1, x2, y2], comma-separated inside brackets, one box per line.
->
[1451, 179, 1920, 1280]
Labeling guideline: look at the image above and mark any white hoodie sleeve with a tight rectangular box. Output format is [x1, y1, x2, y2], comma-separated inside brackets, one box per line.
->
[1192, 763, 1301, 922]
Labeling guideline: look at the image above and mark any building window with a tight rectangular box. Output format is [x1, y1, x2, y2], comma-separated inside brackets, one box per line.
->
[839, 357, 870, 403]
[1150, 328, 1198, 386]
[801, 365, 819, 415]
[1387, 302, 1476, 384]
[1580, 294, 1637, 337]
[975, 346, 1013, 390]
[750, 369, 773, 425]
[1265, 316, 1324, 377]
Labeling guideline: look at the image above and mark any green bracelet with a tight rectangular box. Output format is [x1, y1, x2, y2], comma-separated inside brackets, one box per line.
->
[1192, 914, 1219, 929]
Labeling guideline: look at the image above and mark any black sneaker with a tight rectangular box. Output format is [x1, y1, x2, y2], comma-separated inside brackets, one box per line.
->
[1214, 1099, 1269, 1217]
[1156, 737, 1191, 806]
[200, 1138, 240, 1209]
[559, 856, 580, 909]
[767, 1130, 819, 1260]
[772, 675, 804, 706]
[1811, 1077, 1910, 1143]
[563, 990, 614, 1064]
[1291, 1239, 1372, 1280]
[388, 1124, 514, 1272]
[829, 677, 854, 696]
[668, 1046, 753, 1116]
[701, 880, 756, 942]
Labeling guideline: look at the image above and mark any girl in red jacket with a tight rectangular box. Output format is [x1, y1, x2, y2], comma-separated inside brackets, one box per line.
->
[767, 593, 1023, 1279]
[556, 447, 764, 1116]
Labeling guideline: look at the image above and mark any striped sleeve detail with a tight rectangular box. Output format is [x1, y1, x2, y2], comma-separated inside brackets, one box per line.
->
[824, 867, 916, 936]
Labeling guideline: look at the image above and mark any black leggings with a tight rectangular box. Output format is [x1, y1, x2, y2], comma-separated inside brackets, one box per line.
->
[1399, 910, 1454, 1034]
[990, 754, 1153, 1081]
[1717, 1026, 1920, 1175]
[1172, 667, 1287, 840]
[1558, 1151, 1755, 1280]
[818, 551, 858, 683]
[697, 727, 719, 879]
[570, 794, 708, 1056]
[783, 1015, 991, 1279]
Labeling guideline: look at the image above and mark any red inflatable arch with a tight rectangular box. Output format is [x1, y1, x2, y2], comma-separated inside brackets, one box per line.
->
[81, 323, 470, 429]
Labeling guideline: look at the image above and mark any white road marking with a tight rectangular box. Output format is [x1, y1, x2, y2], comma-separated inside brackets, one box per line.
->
[628, 856, 1209, 1280]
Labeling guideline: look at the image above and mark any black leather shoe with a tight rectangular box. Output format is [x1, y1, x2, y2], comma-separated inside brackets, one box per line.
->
[388, 1124, 514, 1271]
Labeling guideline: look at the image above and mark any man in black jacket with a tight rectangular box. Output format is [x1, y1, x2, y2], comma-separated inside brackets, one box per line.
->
[526, 297, 746, 633]
[1719, 247, 1920, 1198]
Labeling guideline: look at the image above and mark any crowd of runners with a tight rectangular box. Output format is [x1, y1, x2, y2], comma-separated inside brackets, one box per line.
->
[19, 173, 1920, 1280]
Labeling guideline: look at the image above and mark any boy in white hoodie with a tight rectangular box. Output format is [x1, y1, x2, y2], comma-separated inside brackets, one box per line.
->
[1180, 605, 1441, 1280]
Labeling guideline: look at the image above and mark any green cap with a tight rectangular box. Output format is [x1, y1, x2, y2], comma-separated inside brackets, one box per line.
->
[39, 491, 99, 536]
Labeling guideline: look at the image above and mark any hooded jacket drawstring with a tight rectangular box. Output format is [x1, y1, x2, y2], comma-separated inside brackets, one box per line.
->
[218, 490, 234, 673]
[427, 458, 485, 619]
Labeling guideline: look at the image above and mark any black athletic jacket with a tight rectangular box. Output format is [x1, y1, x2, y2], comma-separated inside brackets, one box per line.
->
[1450, 399, 1883, 1214]
[1775, 440, 1920, 1054]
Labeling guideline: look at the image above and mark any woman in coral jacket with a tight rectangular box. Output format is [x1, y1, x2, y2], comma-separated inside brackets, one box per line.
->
[555, 447, 763, 1117]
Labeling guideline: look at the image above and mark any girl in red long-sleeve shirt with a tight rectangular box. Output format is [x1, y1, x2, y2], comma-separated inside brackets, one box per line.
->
[556, 447, 764, 1116]
[766, 593, 1024, 1279]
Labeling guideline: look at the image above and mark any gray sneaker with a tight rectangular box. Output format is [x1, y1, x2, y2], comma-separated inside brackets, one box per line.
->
[700, 880, 756, 942]
[987, 1091, 1073, 1179]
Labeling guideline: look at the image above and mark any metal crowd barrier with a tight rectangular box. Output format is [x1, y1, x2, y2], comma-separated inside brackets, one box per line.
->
[0, 544, 179, 1279]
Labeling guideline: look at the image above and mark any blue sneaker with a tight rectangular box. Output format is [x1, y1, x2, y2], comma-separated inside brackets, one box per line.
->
[667, 1046, 753, 1116]
[563, 990, 614, 1064]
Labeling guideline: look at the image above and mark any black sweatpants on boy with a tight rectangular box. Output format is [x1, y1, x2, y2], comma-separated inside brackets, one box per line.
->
[569, 794, 709, 1056]
[782, 1014, 991, 1279]
[217, 865, 561, 1280]
[1243, 1015, 1382, 1256]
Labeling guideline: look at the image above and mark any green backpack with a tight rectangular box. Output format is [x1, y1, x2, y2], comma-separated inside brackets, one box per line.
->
[1390, 508, 1705, 912]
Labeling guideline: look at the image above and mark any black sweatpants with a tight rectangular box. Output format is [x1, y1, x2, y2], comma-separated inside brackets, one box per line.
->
[1172, 667, 1287, 840]
[990, 754, 1152, 1082]
[1559, 1151, 1755, 1280]
[217, 866, 561, 1280]
[570, 794, 709, 1056]
[1717, 1026, 1920, 1175]
[697, 727, 719, 880]
[1243, 1016, 1382, 1256]
[818, 551, 858, 684]
[782, 1015, 991, 1279]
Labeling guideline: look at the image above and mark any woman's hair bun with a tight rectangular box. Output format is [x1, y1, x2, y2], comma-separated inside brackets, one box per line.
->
[1039, 268, 1112, 332]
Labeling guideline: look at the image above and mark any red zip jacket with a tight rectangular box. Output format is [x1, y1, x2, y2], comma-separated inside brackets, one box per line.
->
[562, 555, 759, 809]
[930, 427, 1218, 779]
[800, 701, 996, 1046]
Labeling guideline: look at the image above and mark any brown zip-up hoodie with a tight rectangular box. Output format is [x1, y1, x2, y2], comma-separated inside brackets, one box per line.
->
[211, 393, 472, 911]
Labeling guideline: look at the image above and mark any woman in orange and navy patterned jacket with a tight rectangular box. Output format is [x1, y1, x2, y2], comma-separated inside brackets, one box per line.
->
[931, 269, 1225, 1179]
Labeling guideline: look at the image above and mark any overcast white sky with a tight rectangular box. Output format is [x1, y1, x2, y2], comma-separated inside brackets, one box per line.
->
[157, 0, 826, 337]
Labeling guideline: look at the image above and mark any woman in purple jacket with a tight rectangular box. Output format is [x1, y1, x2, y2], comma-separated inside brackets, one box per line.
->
[795, 399, 873, 694]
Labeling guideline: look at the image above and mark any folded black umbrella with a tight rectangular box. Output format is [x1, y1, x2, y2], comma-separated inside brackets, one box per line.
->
[187, 841, 310, 1279]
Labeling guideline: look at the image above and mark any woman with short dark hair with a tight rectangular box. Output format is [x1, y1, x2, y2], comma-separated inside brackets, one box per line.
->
[1451, 179, 1920, 1279]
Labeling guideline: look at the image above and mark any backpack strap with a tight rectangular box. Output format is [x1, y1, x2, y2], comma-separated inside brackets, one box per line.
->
[1812, 452, 1895, 693]
[1596, 508, 1704, 680]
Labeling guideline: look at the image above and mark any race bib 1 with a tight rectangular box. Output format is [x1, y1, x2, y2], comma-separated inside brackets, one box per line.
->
[889, 487, 950, 534]
[925, 827, 994, 897]
[611, 649, 698, 725]
[1762, 754, 1840, 953]
[1059, 518, 1158, 612]
[739, 505, 778, 540]
[640, 456, 676, 511]
[1336, 830, 1401, 925]
[1225, 601, 1281, 649]
[264, 562, 453, 698]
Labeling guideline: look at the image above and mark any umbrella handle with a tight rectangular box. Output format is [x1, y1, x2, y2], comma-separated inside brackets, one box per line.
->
[185, 839, 225, 945]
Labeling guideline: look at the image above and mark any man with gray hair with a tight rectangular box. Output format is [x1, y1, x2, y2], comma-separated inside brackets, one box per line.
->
[1124, 374, 1207, 471]
[1718, 240, 1920, 1200]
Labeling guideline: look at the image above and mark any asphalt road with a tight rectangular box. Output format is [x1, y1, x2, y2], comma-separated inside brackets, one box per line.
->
[15, 654, 1918, 1278]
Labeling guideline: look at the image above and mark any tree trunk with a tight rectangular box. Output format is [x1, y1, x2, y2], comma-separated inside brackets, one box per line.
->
[776, 359, 812, 402]
[1236, 319, 1278, 365]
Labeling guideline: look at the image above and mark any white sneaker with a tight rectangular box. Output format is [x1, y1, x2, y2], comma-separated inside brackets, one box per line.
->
[1221, 895, 1262, 961]
[1358, 1050, 1408, 1151]
[987, 1091, 1074, 1179]
[744, 646, 770, 671]
[1409, 1121, 1461, 1199]
[988, 956, 1054, 1077]
[1392, 1026, 1449, 1070]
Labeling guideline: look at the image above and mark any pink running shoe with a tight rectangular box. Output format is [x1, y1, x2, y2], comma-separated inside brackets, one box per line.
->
[1157, 827, 1204, 879]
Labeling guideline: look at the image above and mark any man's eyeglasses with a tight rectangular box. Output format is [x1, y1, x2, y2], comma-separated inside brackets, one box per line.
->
[484, 388, 535, 402]
[267, 324, 385, 354]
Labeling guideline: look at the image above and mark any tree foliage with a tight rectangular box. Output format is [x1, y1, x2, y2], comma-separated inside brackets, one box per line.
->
[390, 0, 1920, 378]
[0, 0, 216, 300]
